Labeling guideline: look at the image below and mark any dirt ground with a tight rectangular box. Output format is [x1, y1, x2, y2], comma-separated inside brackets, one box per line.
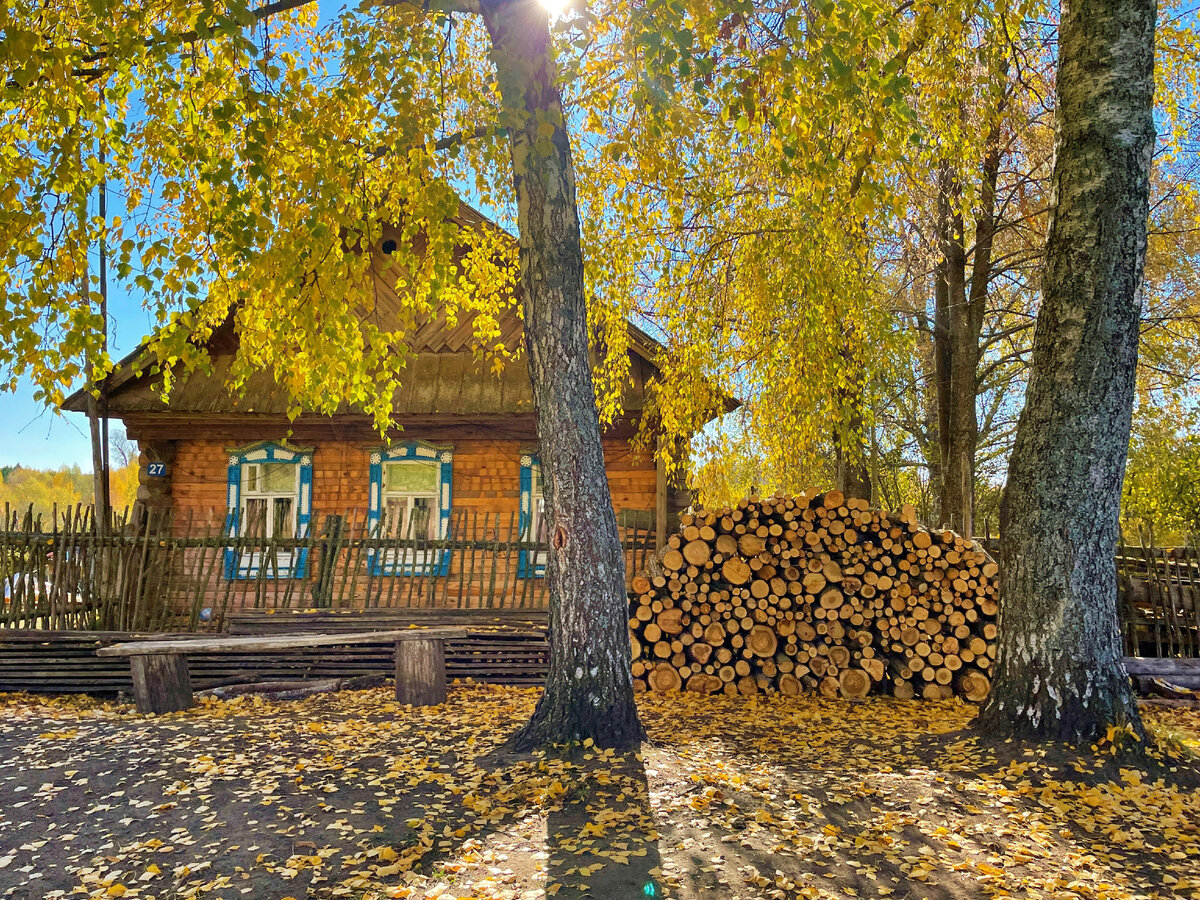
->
[0, 685, 1198, 900]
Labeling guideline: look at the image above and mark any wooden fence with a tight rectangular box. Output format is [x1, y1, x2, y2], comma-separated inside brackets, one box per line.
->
[0, 504, 659, 633]
[1117, 538, 1200, 658]
[4, 503, 1198, 657]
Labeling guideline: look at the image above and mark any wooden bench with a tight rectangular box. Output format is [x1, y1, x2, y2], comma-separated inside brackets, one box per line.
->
[96, 628, 467, 714]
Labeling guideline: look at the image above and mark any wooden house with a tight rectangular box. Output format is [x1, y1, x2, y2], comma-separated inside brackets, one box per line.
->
[63, 209, 722, 611]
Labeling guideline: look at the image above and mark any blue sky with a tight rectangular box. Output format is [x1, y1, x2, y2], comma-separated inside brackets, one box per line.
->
[1, 2, 345, 470]
[0, 280, 151, 469]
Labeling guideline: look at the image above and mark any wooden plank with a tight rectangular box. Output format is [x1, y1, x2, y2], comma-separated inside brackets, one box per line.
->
[1123, 657, 1200, 676]
[97, 628, 468, 657]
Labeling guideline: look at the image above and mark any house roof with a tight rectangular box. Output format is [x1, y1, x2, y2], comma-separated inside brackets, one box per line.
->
[63, 204, 735, 422]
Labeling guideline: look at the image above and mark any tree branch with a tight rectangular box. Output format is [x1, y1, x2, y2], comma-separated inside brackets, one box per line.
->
[13, 0, 480, 90]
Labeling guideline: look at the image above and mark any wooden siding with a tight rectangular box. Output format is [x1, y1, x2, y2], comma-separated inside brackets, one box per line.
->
[167, 435, 654, 523]
[153, 433, 659, 611]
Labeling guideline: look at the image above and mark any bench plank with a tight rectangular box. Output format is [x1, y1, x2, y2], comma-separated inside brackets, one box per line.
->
[96, 629, 467, 657]
[1123, 657, 1200, 676]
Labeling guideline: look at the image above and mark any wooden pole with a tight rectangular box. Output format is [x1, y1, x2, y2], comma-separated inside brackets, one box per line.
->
[655, 435, 668, 552]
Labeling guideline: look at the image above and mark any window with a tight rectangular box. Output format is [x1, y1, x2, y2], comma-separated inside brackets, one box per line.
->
[382, 460, 440, 540]
[519, 454, 547, 578]
[224, 443, 313, 579]
[368, 442, 453, 575]
[240, 463, 299, 539]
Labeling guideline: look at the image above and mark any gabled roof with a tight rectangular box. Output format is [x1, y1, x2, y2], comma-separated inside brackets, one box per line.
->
[62, 204, 722, 421]
[63, 305, 669, 418]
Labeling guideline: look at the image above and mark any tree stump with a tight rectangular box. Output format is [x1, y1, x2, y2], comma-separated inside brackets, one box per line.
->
[394, 639, 447, 706]
[130, 653, 193, 714]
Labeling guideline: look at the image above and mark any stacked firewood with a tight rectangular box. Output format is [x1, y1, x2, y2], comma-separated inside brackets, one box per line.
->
[629, 491, 999, 701]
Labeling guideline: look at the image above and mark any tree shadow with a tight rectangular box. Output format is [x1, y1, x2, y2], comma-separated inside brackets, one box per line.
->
[635, 693, 1200, 898]
[541, 747, 664, 900]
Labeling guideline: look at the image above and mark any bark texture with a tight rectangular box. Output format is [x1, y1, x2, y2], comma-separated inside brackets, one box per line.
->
[835, 409, 872, 504]
[130, 654, 193, 714]
[977, 0, 1156, 742]
[835, 339, 872, 504]
[932, 143, 999, 537]
[482, 0, 645, 749]
[394, 639, 447, 706]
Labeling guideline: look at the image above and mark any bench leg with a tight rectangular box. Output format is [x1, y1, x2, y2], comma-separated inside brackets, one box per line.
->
[394, 639, 447, 706]
[130, 653, 194, 714]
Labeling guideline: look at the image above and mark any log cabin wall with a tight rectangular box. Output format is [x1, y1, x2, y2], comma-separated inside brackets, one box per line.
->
[164, 435, 656, 523]
[142, 430, 660, 611]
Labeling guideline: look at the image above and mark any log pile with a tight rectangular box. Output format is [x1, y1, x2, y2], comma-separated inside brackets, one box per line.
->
[629, 491, 999, 701]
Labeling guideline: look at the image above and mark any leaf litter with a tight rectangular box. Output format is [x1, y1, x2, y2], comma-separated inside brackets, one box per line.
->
[0, 686, 1197, 899]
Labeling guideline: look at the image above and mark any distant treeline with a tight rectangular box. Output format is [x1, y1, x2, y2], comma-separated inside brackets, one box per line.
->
[0, 463, 137, 523]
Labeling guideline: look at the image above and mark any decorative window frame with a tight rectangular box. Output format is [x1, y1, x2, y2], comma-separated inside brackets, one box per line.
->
[518, 453, 547, 578]
[224, 441, 314, 580]
[368, 441, 454, 576]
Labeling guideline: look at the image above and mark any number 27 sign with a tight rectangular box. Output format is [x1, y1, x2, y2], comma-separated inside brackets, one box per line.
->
[147, 463, 167, 477]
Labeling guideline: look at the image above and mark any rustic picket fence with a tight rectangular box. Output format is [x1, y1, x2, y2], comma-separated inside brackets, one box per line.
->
[0, 504, 659, 633]
[3, 503, 1197, 656]
[1117, 537, 1200, 658]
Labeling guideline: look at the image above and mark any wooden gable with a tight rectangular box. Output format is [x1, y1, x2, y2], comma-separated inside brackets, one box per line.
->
[64, 266, 665, 421]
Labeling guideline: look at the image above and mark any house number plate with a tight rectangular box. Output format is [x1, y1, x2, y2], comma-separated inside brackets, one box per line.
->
[147, 463, 168, 477]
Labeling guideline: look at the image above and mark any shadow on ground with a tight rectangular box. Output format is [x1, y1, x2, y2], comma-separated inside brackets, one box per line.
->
[0, 686, 1197, 899]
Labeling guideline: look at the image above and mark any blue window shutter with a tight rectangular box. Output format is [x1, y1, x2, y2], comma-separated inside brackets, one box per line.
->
[224, 455, 240, 580]
[295, 453, 313, 578]
[437, 449, 453, 576]
[518, 454, 544, 578]
[368, 451, 384, 575]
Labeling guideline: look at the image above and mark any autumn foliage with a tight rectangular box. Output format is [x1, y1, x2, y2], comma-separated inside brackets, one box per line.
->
[0, 685, 1197, 899]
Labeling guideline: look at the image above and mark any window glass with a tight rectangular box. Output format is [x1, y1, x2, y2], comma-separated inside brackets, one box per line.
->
[272, 497, 295, 537]
[410, 497, 436, 538]
[527, 462, 545, 540]
[382, 461, 440, 540]
[243, 463, 296, 495]
[243, 497, 268, 537]
[239, 462, 298, 538]
[385, 461, 438, 493]
[383, 495, 437, 538]
[261, 463, 297, 494]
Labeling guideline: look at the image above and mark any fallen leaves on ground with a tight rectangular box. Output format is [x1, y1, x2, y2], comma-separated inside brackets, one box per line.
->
[0, 686, 1197, 899]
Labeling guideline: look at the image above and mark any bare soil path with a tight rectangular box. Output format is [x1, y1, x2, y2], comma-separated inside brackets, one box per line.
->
[0, 686, 1197, 899]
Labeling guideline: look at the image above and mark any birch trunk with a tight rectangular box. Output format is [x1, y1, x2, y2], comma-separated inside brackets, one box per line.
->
[482, 0, 645, 749]
[977, 0, 1156, 741]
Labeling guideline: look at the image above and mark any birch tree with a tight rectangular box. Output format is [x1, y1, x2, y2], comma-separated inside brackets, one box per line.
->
[1, 0, 643, 747]
[977, 0, 1157, 740]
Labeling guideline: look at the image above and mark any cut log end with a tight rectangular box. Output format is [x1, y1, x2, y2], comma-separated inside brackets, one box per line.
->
[839, 668, 871, 699]
[627, 493, 999, 703]
[648, 663, 683, 693]
[958, 671, 991, 703]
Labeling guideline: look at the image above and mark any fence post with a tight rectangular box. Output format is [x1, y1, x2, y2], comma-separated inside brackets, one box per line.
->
[311, 514, 345, 609]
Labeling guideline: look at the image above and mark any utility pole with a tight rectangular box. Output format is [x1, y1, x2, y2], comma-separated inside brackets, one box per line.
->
[86, 92, 111, 534]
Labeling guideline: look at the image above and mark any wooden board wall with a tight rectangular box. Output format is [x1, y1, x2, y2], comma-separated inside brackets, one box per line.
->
[147, 433, 660, 611]
[167, 435, 656, 523]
